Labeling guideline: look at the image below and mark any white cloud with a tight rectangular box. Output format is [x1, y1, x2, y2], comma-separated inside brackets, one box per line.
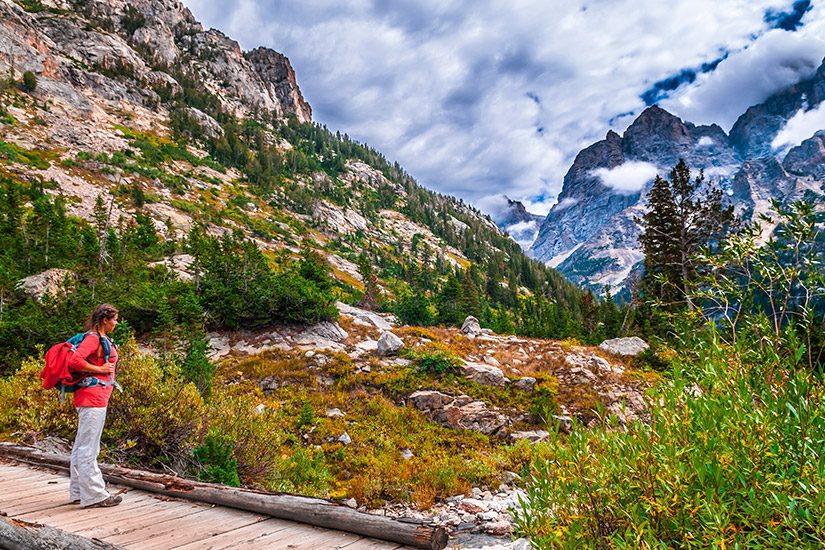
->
[553, 197, 579, 211]
[662, 28, 825, 130]
[183, 0, 825, 214]
[697, 136, 714, 147]
[771, 102, 825, 150]
[592, 161, 659, 194]
[475, 194, 512, 223]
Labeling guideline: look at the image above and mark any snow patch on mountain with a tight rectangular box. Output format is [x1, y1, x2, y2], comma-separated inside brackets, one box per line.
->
[547, 243, 584, 269]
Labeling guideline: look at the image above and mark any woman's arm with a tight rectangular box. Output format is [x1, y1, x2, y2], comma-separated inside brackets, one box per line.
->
[68, 334, 115, 376]
[78, 361, 115, 375]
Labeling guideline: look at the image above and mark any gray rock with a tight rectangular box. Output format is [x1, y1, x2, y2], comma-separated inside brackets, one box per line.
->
[483, 519, 514, 536]
[259, 376, 281, 392]
[409, 391, 509, 435]
[461, 316, 482, 336]
[512, 377, 536, 392]
[461, 361, 507, 388]
[338, 432, 352, 445]
[355, 339, 378, 353]
[343, 498, 357, 508]
[401, 449, 414, 460]
[187, 107, 223, 139]
[599, 336, 650, 357]
[336, 301, 394, 330]
[460, 498, 487, 514]
[377, 332, 404, 356]
[147, 254, 195, 282]
[16, 268, 76, 303]
[325, 408, 345, 418]
[207, 334, 231, 359]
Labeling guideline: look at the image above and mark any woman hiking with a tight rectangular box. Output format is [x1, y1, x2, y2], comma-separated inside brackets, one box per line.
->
[67, 303, 122, 508]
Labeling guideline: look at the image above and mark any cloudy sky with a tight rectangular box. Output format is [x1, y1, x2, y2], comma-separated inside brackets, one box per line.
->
[184, 0, 825, 217]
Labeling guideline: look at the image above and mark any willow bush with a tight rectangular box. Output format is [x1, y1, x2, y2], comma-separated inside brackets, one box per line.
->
[515, 202, 825, 548]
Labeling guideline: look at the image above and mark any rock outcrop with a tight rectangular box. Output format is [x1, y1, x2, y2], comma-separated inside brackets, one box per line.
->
[599, 336, 649, 357]
[408, 391, 509, 435]
[16, 268, 76, 303]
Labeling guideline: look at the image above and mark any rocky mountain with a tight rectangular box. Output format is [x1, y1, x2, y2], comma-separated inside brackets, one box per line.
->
[530, 61, 825, 297]
[486, 195, 543, 249]
[0, 0, 627, 361]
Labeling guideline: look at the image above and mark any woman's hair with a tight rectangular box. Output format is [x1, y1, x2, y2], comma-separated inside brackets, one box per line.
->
[84, 303, 118, 332]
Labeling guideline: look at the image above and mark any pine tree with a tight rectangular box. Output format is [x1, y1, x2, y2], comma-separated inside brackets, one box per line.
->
[639, 159, 735, 309]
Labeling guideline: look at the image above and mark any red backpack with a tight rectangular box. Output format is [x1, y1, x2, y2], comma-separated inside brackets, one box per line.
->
[40, 332, 117, 401]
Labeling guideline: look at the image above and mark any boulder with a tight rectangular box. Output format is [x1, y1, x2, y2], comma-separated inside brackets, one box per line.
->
[354, 339, 378, 353]
[512, 377, 536, 392]
[599, 336, 649, 357]
[461, 361, 507, 388]
[461, 316, 482, 336]
[409, 391, 508, 435]
[377, 331, 404, 355]
[206, 333, 231, 359]
[336, 302, 395, 330]
[16, 268, 76, 303]
[294, 321, 348, 350]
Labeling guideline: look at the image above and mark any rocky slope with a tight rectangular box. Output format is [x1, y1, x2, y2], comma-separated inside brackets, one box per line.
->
[530, 62, 825, 297]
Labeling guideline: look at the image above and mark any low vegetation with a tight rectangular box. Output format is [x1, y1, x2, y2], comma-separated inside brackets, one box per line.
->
[515, 202, 825, 548]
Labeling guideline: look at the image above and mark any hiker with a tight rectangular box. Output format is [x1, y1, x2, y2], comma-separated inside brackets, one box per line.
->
[67, 303, 122, 508]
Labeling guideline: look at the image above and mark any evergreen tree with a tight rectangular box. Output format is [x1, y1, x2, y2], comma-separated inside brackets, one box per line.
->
[639, 159, 735, 310]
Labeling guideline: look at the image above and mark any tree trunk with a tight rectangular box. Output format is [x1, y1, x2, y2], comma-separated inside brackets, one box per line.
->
[0, 516, 121, 550]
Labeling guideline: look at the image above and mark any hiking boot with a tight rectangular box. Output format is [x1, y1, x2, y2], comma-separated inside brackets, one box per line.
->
[83, 494, 122, 508]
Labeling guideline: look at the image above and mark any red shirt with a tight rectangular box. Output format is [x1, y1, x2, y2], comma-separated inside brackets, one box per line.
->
[68, 333, 118, 408]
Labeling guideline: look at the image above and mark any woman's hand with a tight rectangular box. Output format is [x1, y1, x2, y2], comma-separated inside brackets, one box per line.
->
[84, 361, 115, 376]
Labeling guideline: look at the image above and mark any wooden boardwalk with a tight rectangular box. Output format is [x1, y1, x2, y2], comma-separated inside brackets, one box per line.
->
[0, 460, 411, 549]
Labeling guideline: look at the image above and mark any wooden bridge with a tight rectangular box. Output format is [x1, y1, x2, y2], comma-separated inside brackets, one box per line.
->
[0, 448, 447, 549]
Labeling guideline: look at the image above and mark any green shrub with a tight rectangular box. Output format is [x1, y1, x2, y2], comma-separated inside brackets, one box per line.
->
[407, 346, 461, 376]
[193, 430, 241, 487]
[21, 71, 37, 93]
[182, 331, 216, 396]
[295, 401, 315, 429]
[515, 337, 825, 548]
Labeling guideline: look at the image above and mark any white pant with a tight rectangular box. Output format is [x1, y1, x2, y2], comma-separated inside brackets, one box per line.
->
[69, 407, 110, 507]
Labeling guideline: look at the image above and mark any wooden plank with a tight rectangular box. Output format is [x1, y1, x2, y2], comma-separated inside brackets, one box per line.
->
[218, 522, 328, 549]
[341, 538, 406, 550]
[0, 490, 71, 515]
[0, 468, 49, 481]
[17, 492, 155, 525]
[47, 495, 164, 530]
[0, 472, 63, 488]
[0, 481, 70, 502]
[103, 505, 222, 546]
[75, 502, 218, 541]
[271, 526, 363, 549]
[134, 509, 270, 550]
[169, 517, 296, 550]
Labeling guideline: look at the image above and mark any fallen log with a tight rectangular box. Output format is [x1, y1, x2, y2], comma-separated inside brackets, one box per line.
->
[0, 515, 121, 550]
[0, 443, 448, 550]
